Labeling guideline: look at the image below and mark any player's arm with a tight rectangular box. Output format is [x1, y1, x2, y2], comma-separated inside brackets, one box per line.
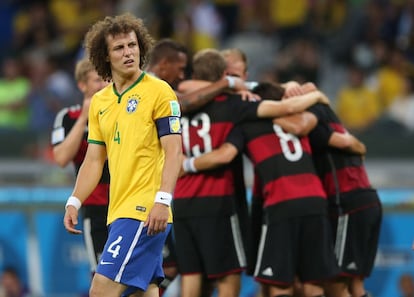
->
[177, 77, 258, 113]
[273, 111, 318, 136]
[159, 134, 183, 194]
[146, 134, 182, 236]
[257, 90, 329, 118]
[329, 132, 367, 155]
[182, 142, 239, 174]
[64, 143, 107, 234]
[53, 102, 90, 166]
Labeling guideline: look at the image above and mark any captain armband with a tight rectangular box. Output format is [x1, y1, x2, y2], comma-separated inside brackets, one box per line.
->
[156, 116, 182, 137]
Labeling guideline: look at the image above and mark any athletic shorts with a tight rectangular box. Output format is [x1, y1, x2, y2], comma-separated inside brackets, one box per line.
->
[174, 214, 246, 278]
[81, 205, 108, 272]
[162, 229, 177, 268]
[254, 214, 340, 286]
[96, 218, 171, 293]
[330, 202, 382, 277]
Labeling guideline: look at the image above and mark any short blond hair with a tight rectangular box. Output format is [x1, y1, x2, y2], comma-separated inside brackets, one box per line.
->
[221, 48, 248, 72]
[192, 49, 226, 82]
[74, 58, 96, 82]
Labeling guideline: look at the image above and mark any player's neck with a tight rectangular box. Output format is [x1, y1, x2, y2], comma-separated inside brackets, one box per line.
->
[113, 70, 143, 94]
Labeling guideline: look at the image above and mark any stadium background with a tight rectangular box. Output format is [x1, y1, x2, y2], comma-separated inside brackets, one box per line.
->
[1, 0, 414, 296]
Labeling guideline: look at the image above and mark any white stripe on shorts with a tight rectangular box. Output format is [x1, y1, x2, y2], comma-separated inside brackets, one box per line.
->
[115, 221, 145, 282]
[334, 214, 349, 267]
[254, 224, 268, 277]
[230, 214, 247, 267]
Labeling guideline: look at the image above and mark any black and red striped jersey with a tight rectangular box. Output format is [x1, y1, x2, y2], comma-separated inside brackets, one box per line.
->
[51, 104, 110, 206]
[173, 93, 260, 218]
[231, 118, 327, 223]
[307, 103, 378, 211]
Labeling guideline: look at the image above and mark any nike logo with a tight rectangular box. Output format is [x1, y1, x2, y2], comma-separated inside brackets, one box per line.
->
[160, 197, 168, 200]
[100, 260, 114, 265]
[99, 108, 109, 115]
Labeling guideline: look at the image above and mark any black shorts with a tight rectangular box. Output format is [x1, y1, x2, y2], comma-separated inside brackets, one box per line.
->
[330, 201, 382, 277]
[81, 205, 108, 272]
[174, 214, 246, 278]
[254, 214, 339, 285]
[162, 229, 177, 268]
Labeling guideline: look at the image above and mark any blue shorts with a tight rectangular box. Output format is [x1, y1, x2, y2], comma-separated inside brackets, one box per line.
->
[96, 218, 171, 293]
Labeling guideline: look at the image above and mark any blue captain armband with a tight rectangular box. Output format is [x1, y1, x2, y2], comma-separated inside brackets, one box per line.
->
[156, 116, 182, 137]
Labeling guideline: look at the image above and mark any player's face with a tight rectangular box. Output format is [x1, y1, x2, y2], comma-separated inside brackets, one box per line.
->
[84, 70, 108, 98]
[106, 31, 141, 78]
[163, 52, 188, 89]
[225, 59, 247, 81]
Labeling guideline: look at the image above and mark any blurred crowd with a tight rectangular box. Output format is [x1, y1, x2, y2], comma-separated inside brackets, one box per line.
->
[1, 0, 414, 160]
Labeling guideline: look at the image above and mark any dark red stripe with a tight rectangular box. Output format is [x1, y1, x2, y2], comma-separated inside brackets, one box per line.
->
[184, 122, 234, 154]
[263, 174, 326, 207]
[83, 183, 109, 205]
[329, 122, 346, 133]
[323, 166, 371, 196]
[247, 134, 312, 165]
[174, 170, 234, 199]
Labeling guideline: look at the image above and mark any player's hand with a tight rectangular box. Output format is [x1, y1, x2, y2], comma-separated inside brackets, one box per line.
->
[316, 91, 330, 105]
[145, 203, 169, 236]
[236, 90, 261, 102]
[63, 206, 82, 234]
[300, 82, 318, 93]
[283, 81, 303, 98]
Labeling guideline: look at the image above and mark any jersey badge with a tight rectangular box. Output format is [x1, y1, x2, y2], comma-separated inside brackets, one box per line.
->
[170, 101, 181, 116]
[169, 117, 181, 133]
[126, 98, 139, 113]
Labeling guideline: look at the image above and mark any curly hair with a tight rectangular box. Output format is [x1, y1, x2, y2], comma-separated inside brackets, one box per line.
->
[84, 13, 154, 81]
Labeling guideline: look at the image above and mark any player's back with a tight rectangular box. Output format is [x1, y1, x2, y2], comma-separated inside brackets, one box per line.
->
[308, 104, 373, 201]
[174, 93, 259, 218]
[240, 118, 327, 223]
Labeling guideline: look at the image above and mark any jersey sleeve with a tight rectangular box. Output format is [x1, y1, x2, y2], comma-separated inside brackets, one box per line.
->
[51, 106, 80, 146]
[308, 115, 334, 153]
[225, 126, 245, 152]
[153, 82, 182, 138]
[227, 94, 260, 124]
[51, 108, 69, 146]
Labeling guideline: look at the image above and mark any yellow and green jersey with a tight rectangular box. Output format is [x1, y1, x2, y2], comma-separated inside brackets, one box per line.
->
[88, 72, 180, 224]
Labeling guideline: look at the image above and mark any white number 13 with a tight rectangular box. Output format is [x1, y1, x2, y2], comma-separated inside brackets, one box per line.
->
[181, 113, 212, 157]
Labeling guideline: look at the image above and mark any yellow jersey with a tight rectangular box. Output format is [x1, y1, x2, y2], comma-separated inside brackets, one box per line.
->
[88, 72, 180, 224]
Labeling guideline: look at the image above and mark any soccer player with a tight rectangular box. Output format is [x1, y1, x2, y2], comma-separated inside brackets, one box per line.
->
[145, 39, 258, 296]
[173, 49, 330, 297]
[180, 81, 341, 297]
[63, 13, 182, 297]
[273, 82, 380, 297]
[52, 58, 109, 275]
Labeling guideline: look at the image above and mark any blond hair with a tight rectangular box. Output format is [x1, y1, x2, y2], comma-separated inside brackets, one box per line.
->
[74, 58, 96, 82]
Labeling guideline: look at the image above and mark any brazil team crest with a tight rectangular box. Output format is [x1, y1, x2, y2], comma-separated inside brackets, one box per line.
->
[126, 99, 138, 113]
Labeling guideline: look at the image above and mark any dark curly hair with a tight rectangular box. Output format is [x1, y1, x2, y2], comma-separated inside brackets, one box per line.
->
[84, 13, 154, 81]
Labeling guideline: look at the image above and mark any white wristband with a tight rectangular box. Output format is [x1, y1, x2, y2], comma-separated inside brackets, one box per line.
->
[245, 81, 259, 90]
[154, 191, 172, 207]
[65, 196, 82, 210]
[182, 157, 197, 173]
[225, 76, 236, 88]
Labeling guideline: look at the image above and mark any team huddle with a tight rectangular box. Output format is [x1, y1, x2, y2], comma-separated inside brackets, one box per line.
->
[56, 13, 382, 297]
